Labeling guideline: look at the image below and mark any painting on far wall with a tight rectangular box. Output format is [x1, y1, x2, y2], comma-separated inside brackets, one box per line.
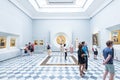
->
[92, 33, 99, 46]
[56, 35, 66, 45]
[0, 36, 6, 48]
[10, 38, 16, 47]
[111, 30, 120, 44]
[34, 40, 38, 45]
[39, 40, 44, 45]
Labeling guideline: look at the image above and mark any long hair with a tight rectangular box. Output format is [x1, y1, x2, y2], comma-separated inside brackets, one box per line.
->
[78, 43, 82, 51]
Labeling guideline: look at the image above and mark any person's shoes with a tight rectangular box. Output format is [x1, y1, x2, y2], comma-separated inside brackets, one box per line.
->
[82, 72, 85, 75]
[80, 74, 83, 77]
[80, 73, 84, 77]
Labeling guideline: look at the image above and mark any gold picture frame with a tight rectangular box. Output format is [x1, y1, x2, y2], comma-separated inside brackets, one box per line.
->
[56, 35, 66, 45]
[39, 40, 44, 45]
[10, 38, 16, 47]
[34, 40, 38, 45]
[0, 36, 6, 48]
[111, 30, 120, 44]
[92, 33, 99, 46]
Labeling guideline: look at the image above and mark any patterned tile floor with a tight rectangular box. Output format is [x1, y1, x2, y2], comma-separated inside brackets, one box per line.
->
[0, 52, 120, 80]
[47, 55, 75, 65]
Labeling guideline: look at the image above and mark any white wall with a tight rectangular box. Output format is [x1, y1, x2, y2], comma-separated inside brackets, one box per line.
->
[0, 0, 32, 61]
[90, 0, 120, 59]
[32, 19, 91, 51]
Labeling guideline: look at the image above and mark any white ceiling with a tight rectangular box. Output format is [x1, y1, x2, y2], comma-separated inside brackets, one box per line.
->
[29, 0, 87, 8]
[48, 0, 74, 3]
[8, 0, 113, 19]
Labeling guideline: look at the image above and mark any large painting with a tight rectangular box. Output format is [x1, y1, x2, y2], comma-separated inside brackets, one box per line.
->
[92, 33, 99, 46]
[10, 38, 16, 47]
[0, 36, 6, 48]
[111, 30, 120, 44]
[56, 35, 66, 45]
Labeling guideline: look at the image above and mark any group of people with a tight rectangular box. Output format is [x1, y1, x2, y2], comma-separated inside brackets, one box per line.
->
[77, 40, 115, 80]
[47, 43, 68, 60]
[24, 40, 114, 80]
[59, 43, 73, 60]
[59, 43, 68, 60]
[24, 42, 34, 55]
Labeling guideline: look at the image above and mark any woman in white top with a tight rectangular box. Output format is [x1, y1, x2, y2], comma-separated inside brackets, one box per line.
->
[92, 45, 98, 59]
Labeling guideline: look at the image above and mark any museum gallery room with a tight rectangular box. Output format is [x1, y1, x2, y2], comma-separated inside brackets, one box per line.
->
[0, 0, 120, 80]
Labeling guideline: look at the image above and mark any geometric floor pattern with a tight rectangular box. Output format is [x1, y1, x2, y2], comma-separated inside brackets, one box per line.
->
[0, 52, 120, 80]
[46, 56, 76, 65]
[41, 53, 77, 66]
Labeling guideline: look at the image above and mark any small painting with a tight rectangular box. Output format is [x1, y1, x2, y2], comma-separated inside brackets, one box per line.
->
[0, 37, 6, 48]
[39, 40, 44, 45]
[34, 40, 38, 45]
[111, 30, 120, 44]
[10, 38, 16, 47]
[92, 33, 99, 46]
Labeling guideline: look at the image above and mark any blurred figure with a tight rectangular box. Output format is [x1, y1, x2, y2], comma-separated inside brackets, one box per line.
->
[28, 42, 33, 55]
[92, 45, 98, 59]
[70, 43, 73, 54]
[47, 43, 51, 56]
[60, 43, 64, 55]
[32, 43, 34, 52]
[64, 44, 67, 60]
[24, 44, 28, 54]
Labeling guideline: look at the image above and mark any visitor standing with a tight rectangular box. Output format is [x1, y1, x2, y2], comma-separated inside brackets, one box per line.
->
[82, 41, 89, 71]
[77, 43, 86, 77]
[70, 43, 73, 54]
[28, 42, 33, 55]
[103, 40, 115, 80]
[64, 44, 67, 60]
[92, 45, 98, 59]
[47, 43, 51, 56]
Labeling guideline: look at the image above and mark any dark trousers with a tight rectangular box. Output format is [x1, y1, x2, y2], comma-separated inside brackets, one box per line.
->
[85, 56, 88, 70]
[65, 52, 67, 60]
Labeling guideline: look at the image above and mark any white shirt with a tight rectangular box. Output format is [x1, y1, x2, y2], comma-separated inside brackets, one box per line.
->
[64, 46, 67, 52]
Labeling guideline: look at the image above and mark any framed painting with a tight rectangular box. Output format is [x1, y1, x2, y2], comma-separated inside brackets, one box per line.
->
[0, 36, 6, 48]
[10, 38, 16, 47]
[111, 30, 120, 44]
[34, 40, 38, 45]
[56, 35, 66, 45]
[92, 33, 99, 46]
[39, 40, 44, 45]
